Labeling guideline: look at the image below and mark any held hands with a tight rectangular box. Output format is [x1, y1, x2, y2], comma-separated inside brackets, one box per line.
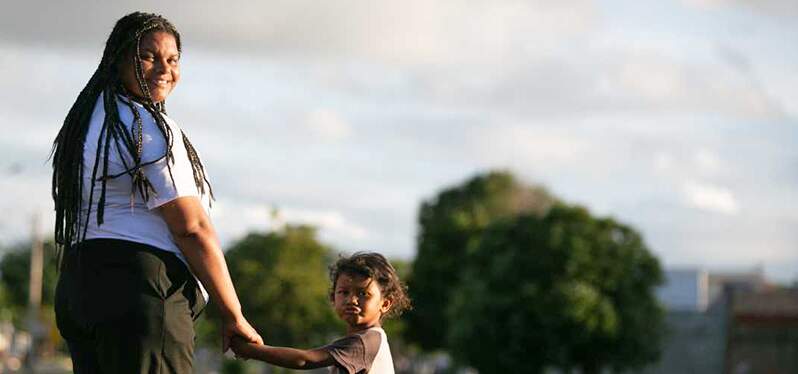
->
[222, 315, 263, 353]
[230, 335, 254, 359]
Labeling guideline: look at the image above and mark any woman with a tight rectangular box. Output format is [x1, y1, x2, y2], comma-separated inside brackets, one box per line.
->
[51, 12, 262, 373]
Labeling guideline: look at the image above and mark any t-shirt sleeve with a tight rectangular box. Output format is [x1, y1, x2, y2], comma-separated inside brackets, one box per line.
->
[323, 331, 382, 374]
[141, 124, 201, 209]
[118, 104, 201, 210]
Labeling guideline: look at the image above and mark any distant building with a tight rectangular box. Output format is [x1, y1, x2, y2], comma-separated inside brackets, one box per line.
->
[707, 268, 767, 306]
[656, 269, 710, 312]
[725, 288, 798, 374]
[643, 267, 784, 374]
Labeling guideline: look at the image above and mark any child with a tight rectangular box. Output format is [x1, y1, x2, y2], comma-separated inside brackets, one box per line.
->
[231, 252, 411, 373]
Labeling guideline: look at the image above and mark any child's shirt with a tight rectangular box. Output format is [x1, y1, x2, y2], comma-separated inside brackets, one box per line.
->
[323, 327, 394, 374]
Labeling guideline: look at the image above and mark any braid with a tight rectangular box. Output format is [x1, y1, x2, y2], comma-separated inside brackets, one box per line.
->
[51, 12, 213, 267]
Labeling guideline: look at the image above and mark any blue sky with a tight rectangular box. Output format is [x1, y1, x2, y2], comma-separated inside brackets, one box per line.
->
[1, 0, 796, 282]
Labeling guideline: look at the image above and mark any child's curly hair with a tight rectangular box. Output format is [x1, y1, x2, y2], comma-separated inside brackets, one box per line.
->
[329, 252, 412, 319]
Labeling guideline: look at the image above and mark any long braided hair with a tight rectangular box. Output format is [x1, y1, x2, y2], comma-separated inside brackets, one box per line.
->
[51, 12, 213, 263]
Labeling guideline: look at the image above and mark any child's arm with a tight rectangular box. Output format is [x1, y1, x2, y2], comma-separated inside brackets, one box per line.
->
[231, 336, 336, 370]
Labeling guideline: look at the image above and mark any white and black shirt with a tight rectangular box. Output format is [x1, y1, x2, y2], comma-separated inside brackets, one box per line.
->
[324, 327, 395, 374]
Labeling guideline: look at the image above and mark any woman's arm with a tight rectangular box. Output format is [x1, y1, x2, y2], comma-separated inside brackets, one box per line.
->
[159, 196, 263, 352]
[231, 337, 335, 370]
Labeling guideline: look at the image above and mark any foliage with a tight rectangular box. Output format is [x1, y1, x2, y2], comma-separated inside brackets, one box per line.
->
[405, 171, 555, 350]
[0, 240, 64, 356]
[0, 241, 59, 324]
[0, 286, 13, 322]
[447, 204, 665, 374]
[202, 225, 342, 349]
[381, 258, 411, 340]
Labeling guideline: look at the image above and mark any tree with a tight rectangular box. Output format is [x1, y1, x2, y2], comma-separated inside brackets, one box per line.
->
[406, 171, 554, 350]
[0, 241, 64, 356]
[447, 204, 664, 374]
[202, 225, 342, 349]
[0, 241, 59, 317]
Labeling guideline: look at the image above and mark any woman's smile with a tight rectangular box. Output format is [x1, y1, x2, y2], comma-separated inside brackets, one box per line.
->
[120, 31, 181, 103]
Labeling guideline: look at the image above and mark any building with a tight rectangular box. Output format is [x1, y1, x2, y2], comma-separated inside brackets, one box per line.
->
[643, 267, 792, 374]
[725, 288, 798, 373]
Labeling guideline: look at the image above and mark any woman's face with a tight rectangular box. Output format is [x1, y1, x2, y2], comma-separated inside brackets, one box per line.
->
[119, 31, 180, 103]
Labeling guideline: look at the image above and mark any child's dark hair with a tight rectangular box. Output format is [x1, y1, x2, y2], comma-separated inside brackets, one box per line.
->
[329, 252, 412, 319]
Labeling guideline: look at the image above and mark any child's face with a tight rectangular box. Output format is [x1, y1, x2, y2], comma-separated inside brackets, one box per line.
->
[333, 273, 392, 332]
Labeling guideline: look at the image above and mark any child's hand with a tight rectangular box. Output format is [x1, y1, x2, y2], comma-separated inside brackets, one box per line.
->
[230, 335, 254, 359]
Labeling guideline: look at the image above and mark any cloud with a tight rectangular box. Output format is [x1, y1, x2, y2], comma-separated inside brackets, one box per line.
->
[467, 121, 592, 172]
[303, 109, 352, 142]
[682, 0, 798, 16]
[694, 149, 721, 174]
[609, 53, 783, 119]
[2, 1, 598, 67]
[211, 200, 369, 245]
[0, 173, 52, 246]
[682, 181, 739, 215]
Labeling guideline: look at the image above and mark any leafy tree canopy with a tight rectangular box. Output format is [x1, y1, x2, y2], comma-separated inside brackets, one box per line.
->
[448, 204, 664, 374]
[0, 241, 58, 312]
[203, 225, 342, 348]
[406, 171, 555, 350]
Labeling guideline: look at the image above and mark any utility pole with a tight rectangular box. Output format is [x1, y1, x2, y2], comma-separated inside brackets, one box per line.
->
[270, 205, 285, 233]
[28, 213, 43, 310]
[25, 212, 43, 370]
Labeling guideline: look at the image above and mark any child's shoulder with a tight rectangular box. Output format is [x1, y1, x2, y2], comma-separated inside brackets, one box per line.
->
[324, 328, 390, 374]
[357, 327, 390, 349]
[329, 327, 386, 351]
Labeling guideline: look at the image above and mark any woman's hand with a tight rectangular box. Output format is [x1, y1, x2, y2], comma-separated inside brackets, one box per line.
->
[159, 197, 262, 353]
[223, 316, 263, 353]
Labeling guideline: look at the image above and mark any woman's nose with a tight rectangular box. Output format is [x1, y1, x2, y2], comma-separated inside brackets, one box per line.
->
[155, 58, 168, 74]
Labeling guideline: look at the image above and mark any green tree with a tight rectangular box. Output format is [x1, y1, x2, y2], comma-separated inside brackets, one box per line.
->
[447, 204, 664, 374]
[203, 225, 341, 350]
[0, 241, 59, 318]
[0, 285, 14, 322]
[406, 171, 554, 350]
[0, 241, 64, 355]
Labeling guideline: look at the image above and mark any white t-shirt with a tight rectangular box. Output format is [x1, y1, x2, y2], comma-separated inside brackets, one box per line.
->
[80, 94, 211, 298]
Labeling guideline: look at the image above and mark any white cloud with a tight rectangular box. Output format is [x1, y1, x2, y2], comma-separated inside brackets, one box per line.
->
[468, 122, 592, 170]
[283, 208, 369, 240]
[683, 181, 739, 215]
[1, 1, 600, 67]
[606, 52, 784, 119]
[618, 59, 685, 101]
[694, 149, 721, 173]
[303, 109, 352, 142]
[654, 152, 675, 172]
[211, 200, 369, 246]
[681, 0, 798, 16]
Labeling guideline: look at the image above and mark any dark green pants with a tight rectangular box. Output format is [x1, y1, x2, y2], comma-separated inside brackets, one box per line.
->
[55, 239, 206, 374]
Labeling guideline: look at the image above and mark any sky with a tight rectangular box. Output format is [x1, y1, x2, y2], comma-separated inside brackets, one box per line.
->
[1, 0, 796, 282]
